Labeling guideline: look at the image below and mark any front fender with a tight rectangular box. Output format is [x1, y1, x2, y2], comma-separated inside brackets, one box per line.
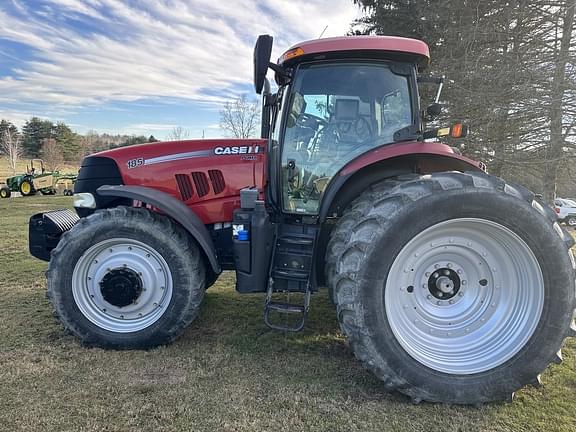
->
[97, 185, 220, 274]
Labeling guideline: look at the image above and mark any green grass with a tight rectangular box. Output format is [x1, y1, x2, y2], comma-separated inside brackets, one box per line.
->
[0, 195, 575, 431]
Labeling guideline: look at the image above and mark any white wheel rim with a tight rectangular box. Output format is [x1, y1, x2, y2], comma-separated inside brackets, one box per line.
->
[385, 218, 544, 375]
[72, 238, 173, 333]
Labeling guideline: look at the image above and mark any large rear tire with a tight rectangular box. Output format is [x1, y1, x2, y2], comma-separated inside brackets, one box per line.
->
[326, 172, 576, 404]
[19, 179, 35, 196]
[47, 206, 206, 349]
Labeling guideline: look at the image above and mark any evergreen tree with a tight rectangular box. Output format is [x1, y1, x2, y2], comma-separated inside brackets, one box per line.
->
[353, 0, 576, 200]
[21, 117, 54, 157]
[53, 122, 81, 161]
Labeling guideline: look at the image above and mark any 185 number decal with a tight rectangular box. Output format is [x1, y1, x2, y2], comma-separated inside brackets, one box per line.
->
[127, 158, 144, 169]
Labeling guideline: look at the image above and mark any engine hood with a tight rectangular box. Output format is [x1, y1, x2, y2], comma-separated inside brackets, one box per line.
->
[94, 138, 267, 170]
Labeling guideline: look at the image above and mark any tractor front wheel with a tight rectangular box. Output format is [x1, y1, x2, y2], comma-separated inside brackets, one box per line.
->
[0, 186, 10, 198]
[326, 172, 576, 404]
[47, 206, 206, 349]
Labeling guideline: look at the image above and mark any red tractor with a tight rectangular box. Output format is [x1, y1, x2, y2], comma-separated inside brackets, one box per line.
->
[29, 35, 575, 404]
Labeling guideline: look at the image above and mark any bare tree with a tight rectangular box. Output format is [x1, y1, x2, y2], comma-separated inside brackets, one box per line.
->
[219, 95, 259, 138]
[79, 130, 98, 160]
[0, 127, 23, 174]
[41, 138, 64, 172]
[166, 126, 190, 141]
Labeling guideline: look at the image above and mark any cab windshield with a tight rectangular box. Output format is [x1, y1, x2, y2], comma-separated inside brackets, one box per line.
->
[280, 61, 413, 214]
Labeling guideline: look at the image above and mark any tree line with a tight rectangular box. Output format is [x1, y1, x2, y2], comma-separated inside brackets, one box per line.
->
[0, 117, 159, 173]
[353, 0, 576, 202]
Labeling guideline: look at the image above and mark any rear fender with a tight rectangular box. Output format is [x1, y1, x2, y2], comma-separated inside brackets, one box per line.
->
[319, 144, 484, 221]
[97, 185, 221, 274]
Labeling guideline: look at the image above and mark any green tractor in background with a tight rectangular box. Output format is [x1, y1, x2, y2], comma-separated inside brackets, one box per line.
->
[0, 159, 76, 198]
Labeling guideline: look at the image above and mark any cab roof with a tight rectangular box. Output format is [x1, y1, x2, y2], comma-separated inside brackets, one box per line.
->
[278, 35, 430, 68]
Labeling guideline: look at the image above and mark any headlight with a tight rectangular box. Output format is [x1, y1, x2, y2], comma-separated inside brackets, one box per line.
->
[74, 192, 96, 209]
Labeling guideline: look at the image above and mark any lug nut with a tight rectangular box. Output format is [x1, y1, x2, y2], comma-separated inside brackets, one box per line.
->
[449, 300, 454, 305]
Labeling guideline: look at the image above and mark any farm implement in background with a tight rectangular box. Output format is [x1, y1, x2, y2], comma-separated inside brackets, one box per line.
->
[1, 159, 76, 198]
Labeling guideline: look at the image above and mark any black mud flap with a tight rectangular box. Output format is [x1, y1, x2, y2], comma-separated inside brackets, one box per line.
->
[29, 209, 79, 261]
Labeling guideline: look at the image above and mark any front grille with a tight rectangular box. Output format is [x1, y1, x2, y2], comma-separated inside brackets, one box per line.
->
[175, 174, 194, 201]
[208, 169, 225, 194]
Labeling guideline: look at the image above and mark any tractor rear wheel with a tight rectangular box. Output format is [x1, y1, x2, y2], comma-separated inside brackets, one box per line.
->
[47, 206, 206, 349]
[19, 179, 35, 196]
[0, 186, 10, 198]
[326, 172, 576, 404]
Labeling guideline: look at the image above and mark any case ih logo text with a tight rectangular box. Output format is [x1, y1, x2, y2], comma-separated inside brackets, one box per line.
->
[214, 145, 260, 155]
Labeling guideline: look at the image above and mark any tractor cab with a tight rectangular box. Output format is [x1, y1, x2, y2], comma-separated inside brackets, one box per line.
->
[254, 35, 429, 216]
[239, 35, 439, 329]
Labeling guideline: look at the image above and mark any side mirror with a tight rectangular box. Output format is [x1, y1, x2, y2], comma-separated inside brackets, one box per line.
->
[254, 35, 273, 94]
[426, 103, 442, 118]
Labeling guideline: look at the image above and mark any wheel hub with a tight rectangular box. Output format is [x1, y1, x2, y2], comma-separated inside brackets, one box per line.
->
[99, 268, 143, 307]
[428, 268, 460, 300]
[72, 238, 173, 333]
[385, 218, 544, 375]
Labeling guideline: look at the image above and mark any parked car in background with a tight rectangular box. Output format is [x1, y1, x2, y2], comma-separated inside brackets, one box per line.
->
[554, 198, 576, 226]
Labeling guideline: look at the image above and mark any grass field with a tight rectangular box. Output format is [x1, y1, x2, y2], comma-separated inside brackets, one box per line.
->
[0, 195, 575, 431]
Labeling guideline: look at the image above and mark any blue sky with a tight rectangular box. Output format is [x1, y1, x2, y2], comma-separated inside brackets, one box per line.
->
[0, 0, 360, 139]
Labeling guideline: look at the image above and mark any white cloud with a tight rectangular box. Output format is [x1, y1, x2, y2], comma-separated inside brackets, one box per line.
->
[0, 109, 46, 126]
[0, 0, 361, 109]
[129, 123, 177, 131]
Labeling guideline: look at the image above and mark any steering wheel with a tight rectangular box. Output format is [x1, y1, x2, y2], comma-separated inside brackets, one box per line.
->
[354, 117, 373, 141]
[296, 112, 327, 130]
